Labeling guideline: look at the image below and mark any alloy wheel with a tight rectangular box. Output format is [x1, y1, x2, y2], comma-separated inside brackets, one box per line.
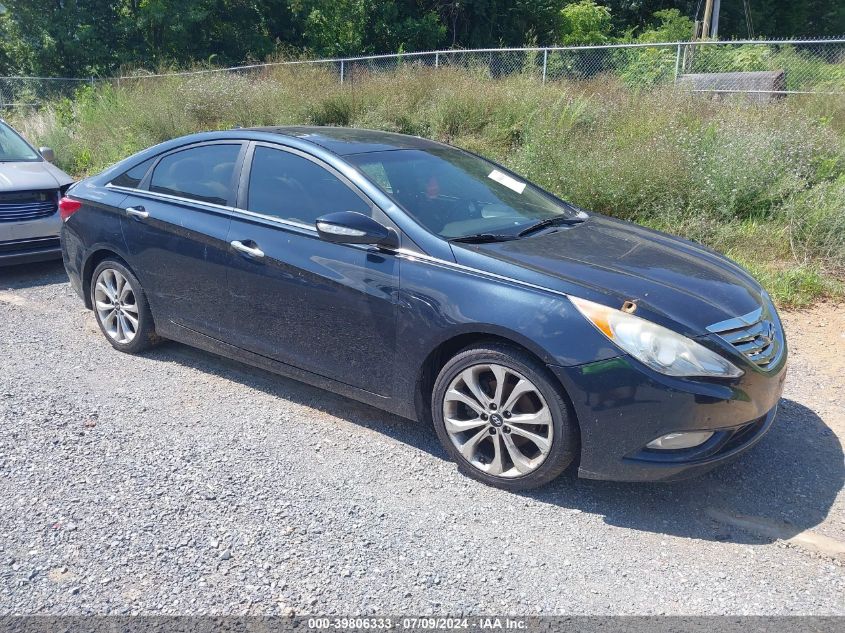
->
[94, 268, 139, 345]
[442, 363, 554, 478]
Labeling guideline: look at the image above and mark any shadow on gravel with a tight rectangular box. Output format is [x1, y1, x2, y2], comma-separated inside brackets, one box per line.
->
[145, 342, 451, 458]
[148, 341, 842, 546]
[0, 259, 67, 289]
[527, 398, 844, 545]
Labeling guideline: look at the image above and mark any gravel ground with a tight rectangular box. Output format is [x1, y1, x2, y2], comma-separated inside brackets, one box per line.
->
[1, 261, 843, 616]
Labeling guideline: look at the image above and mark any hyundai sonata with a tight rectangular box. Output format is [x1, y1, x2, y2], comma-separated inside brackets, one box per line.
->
[60, 127, 787, 489]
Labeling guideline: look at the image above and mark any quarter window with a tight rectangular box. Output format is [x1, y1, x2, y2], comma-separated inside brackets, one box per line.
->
[111, 158, 154, 189]
[149, 144, 241, 206]
[246, 146, 370, 225]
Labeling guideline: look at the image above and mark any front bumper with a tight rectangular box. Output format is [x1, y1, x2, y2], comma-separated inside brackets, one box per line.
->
[0, 236, 62, 265]
[551, 353, 787, 482]
[0, 211, 62, 266]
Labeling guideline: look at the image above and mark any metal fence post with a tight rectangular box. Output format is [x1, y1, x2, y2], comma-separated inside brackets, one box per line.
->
[542, 49, 548, 83]
[673, 43, 682, 83]
[340, 59, 345, 84]
[435, 52, 439, 68]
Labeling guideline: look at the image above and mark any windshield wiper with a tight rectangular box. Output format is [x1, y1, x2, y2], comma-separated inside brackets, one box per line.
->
[449, 233, 518, 244]
[517, 215, 586, 237]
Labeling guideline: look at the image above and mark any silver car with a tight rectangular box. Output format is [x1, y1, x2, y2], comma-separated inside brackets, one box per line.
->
[0, 118, 74, 265]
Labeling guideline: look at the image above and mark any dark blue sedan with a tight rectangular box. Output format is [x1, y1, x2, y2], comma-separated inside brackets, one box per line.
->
[60, 127, 787, 489]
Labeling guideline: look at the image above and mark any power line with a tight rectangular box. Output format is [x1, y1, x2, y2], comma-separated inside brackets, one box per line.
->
[743, 0, 756, 38]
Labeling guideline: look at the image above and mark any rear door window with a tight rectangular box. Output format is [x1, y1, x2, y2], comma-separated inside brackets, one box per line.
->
[149, 144, 242, 206]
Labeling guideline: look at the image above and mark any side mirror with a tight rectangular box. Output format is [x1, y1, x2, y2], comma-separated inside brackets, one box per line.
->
[316, 212, 398, 248]
[39, 147, 55, 163]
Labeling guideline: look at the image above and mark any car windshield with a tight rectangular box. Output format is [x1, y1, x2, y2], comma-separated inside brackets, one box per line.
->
[347, 148, 582, 239]
[0, 121, 40, 162]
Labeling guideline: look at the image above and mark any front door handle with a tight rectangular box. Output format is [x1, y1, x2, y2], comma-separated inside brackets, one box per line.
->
[230, 240, 265, 259]
[125, 206, 149, 220]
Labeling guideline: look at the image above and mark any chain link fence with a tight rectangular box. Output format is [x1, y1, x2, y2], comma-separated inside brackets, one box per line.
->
[2, 39, 844, 108]
[0, 76, 96, 108]
[341, 40, 845, 96]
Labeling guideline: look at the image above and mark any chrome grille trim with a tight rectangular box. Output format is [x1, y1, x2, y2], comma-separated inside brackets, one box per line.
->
[706, 307, 763, 333]
[707, 304, 784, 370]
[0, 191, 58, 223]
[720, 319, 768, 344]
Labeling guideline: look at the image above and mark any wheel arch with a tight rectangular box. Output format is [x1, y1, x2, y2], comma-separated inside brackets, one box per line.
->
[413, 327, 578, 430]
[81, 248, 133, 309]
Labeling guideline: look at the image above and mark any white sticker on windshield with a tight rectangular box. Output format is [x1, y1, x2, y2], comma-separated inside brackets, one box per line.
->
[488, 169, 526, 194]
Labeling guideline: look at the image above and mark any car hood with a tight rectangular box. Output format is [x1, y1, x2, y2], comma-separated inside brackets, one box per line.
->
[450, 215, 765, 336]
[0, 160, 74, 192]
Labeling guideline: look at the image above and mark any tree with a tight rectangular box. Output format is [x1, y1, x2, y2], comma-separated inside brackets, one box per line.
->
[361, 1, 445, 54]
[602, 0, 845, 39]
[0, 0, 842, 77]
[714, 0, 845, 39]
[559, 0, 613, 45]
[431, 0, 565, 48]
[0, 0, 126, 76]
[290, 0, 446, 57]
[127, 0, 280, 68]
[0, 10, 35, 75]
[636, 8, 694, 43]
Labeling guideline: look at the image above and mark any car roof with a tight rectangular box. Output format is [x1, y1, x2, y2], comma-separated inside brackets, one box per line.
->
[244, 126, 447, 156]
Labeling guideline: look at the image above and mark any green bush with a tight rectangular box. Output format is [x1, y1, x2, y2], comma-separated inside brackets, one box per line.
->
[616, 46, 678, 88]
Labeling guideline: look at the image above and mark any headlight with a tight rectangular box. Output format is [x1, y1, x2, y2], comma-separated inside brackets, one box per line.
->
[570, 296, 743, 378]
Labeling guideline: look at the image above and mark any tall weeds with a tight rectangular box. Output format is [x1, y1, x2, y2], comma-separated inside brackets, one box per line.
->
[10, 66, 844, 306]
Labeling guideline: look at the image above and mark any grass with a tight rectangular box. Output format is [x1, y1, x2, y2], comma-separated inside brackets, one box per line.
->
[10, 65, 845, 308]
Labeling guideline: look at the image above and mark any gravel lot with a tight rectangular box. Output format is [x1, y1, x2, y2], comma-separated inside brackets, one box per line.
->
[1, 261, 843, 616]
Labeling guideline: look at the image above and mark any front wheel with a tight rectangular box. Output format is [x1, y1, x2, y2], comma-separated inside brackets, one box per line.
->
[431, 343, 578, 491]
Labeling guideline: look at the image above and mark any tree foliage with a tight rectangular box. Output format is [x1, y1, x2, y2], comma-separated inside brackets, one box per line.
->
[559, 0, 613, 45]
[635, 9, 694, 43]
[0, 0, 842, 76]
[294, 0, 445, 56]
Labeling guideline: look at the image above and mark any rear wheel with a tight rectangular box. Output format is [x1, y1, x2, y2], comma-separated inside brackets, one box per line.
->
[91, 258, 158, 354]
[431, 343, 577, 490]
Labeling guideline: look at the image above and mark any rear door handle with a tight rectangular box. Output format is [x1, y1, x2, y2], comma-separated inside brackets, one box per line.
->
[125, 206, 149, 220]
[230, 240, 265, 259]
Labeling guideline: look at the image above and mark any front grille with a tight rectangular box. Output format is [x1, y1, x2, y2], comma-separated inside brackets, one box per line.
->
[707, 303, 784, 369]
[0, 190, 58, 223]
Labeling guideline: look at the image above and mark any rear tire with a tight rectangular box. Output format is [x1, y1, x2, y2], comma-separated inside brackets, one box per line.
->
[90, 258, 159, 354]
[431, 343, 577, 491]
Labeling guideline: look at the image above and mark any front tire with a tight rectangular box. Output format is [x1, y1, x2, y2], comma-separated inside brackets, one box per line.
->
[90, 258, 159, 354]
[431, 343, 577, 491]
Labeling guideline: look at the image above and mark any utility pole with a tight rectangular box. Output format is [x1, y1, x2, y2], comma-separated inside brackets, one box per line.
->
[711, 0, 721, 37]
[701, 0, 714, 39]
